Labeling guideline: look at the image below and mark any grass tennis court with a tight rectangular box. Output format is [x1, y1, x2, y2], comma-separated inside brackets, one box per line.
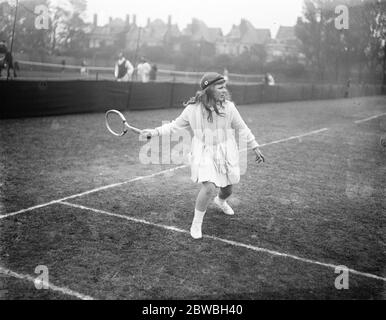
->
[0, 96, 385, 299]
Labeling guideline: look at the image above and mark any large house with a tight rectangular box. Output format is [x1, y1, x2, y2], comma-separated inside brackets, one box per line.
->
[266, 26, 305, 62]
[85, 14, 182, 52]
[177, 18, 223, 56]
[216, 19, 271, 56]
[125, 16, 181, 51]
[84, 14, 303, 63]
[182, 18, 223, 43]
[84, 14, 129, 49]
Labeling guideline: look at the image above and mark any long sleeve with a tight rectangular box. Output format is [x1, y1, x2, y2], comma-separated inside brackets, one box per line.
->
[155, 105, 191, 136]
[230, 103, 259, 149]
[114, 63, 118, 78]
[126, 60, 134, 76]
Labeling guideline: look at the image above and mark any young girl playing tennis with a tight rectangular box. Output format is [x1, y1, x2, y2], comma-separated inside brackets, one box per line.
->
[141, 72, 265, 239]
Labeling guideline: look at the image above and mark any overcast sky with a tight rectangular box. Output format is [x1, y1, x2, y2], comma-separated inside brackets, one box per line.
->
[84, 0, 304, 37]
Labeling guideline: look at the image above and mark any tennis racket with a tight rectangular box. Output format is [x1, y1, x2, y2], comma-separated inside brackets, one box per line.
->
[105, 109, 150, 138]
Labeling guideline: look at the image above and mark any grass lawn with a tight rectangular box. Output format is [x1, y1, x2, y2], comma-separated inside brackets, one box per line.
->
[0, 96, 385, 299]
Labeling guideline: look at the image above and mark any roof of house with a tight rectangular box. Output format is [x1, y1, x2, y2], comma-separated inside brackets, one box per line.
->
[275, 26, 296, 40]
[226, 19, 271, 44]
[241, 28, 271, 44]
[141, 19, 181, 43]
[84, 18, 127, 37]
[83, 16, 279, 48]
[182, 18, 223, 42]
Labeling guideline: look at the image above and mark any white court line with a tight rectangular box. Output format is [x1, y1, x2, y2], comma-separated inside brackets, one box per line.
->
[0, 165, 187, 220]
[60, 201, 386, 283]
[354, 113, 386, 124]
[0, 266, 95, 300]
[61, 201, 188, 234]
[0, 128, 329, 220]
[258, 128, 329, 147]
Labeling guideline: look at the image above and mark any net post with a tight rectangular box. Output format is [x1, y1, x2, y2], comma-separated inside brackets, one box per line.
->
[169, 80, 175, 108]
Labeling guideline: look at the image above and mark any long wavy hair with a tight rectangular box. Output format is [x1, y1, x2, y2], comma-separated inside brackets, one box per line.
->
[184, 82, 231, 122]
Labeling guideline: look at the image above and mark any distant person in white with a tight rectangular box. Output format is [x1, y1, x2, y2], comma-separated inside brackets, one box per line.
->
[223, 68, 229, 82]
[264, 73, 275, 86]
[137, 57, 151, 83]
[80, 59, 88, 76]
[114, 52, 134, 82]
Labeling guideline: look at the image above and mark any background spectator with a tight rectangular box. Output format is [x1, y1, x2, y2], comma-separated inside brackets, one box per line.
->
[150, 63, 158, 81]
[80, 59, 88, 76]
[264, 72, 275, 86]
[223, 68, 229, 82]
[61, 59, 66, 73]
[137, 57, 151, 83]
[114, 52, 134, 82]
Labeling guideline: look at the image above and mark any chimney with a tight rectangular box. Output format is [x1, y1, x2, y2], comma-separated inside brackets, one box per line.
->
[168, 15, 172, 27]
[93, 14, 98, 27]
[147, 18, 150, 26]
[109, 17, 113, 25]
[133, 14, 137, 25]
[125, 14, 130, 26]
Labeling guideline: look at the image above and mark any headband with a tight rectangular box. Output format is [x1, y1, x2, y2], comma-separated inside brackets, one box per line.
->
[201, 75, 225, 90]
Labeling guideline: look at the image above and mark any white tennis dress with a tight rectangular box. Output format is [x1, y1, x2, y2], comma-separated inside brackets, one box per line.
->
[155, 100, 259, 187]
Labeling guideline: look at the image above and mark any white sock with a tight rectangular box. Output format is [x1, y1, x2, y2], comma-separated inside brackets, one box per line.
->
[190, 209, 206, 239]
[193, 208, 205, 223]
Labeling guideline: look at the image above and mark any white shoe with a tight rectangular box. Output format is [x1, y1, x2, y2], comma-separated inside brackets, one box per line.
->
[190, 224, 202, 239]
[214, 196, 234, 215]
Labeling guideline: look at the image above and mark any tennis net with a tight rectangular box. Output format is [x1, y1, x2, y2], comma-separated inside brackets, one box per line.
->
[12, 60, 264, 84]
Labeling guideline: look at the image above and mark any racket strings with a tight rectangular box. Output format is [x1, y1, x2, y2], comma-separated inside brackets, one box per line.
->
[106, 111, 127, 136]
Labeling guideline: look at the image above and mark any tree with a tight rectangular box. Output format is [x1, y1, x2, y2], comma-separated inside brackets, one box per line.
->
[251, 44, 267, 73]
[339, 1, 385, 83]
[0, 1, 14, 42]
[14, 0, 52, 59]
[0, 0, 88, 58]
[364, 0, 386, 85]
[295, 0, 344, 81]
[295, 0, 386, 83]
[61, 13, 88, 56]
[50, 0, 88, 55]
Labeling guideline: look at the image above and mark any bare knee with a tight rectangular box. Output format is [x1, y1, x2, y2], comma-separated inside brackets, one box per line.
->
[202, 182, 216, 197]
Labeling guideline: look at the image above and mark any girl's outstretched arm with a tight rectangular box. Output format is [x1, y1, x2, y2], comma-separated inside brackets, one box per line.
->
[140, 105, 191, 138]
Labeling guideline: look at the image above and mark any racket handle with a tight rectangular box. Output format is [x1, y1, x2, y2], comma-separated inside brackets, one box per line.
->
[125, 123, 142, 134]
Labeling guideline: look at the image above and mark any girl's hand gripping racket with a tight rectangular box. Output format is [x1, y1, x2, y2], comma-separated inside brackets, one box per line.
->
[105, 109, 151, 139]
